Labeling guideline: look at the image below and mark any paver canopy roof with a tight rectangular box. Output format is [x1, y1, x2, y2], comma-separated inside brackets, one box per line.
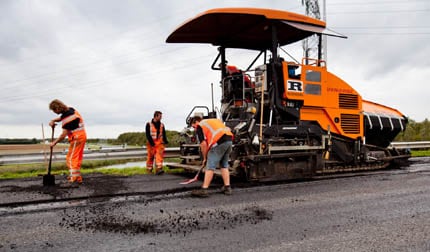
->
[166, 8, 346, 50]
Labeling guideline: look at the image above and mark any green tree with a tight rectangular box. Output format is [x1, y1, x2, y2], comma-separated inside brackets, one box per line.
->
[116, 132, 146, 146]
[113, 130, 182, 147]
[420, 119, 430, 140]
[395, 118, 430, 141]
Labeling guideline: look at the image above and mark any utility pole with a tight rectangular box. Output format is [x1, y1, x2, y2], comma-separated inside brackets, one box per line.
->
[301, 0, 327, 64]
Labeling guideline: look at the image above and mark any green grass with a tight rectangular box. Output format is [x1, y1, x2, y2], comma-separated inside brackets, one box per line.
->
[0, 158, 183, 180]
[410, 150, 430, 157]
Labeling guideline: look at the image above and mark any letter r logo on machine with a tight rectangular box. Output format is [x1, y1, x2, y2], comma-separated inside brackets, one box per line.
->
[287, 80, 303, 92]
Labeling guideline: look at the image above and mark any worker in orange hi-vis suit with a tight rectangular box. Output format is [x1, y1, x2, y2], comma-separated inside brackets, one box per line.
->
[145, 110, 169, 175]
[49, 99, 87, 185]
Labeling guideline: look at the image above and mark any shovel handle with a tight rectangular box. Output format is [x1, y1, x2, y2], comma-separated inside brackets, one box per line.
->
[196, 163, 205, 176]
[48, 127, 55, 175]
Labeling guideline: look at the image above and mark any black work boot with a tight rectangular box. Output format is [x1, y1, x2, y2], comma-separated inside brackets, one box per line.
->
[220, 185, 232, 195]
[191, 188, 209, 197]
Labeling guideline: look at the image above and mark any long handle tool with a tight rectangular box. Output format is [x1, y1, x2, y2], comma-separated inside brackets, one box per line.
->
[179, 164, 205, 185]
[43, 126, 56, 186]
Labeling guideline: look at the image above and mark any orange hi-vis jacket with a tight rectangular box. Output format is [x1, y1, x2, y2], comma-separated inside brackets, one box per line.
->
[149, 122, 164, 142]
[198, 119, 233, 149]
[61, 109, 86, 182]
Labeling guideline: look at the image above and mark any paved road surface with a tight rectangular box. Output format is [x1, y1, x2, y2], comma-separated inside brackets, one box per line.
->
[1, 158, 430, 251]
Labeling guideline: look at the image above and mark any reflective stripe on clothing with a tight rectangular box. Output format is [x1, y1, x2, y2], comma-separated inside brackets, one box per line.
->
[149, 122, 164, 140]
[69, 169, 81, 178]
[71, 126, 85, 133]
[199, 119, 233, 148]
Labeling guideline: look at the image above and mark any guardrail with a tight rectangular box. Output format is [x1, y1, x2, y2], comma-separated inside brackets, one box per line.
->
[1, 141, 429, 165]
[0, 147, 180, 165]
[390, 141, 430, 150]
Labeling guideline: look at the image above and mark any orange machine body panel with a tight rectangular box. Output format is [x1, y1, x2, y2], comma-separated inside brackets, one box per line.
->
[282, 60, 363, 140]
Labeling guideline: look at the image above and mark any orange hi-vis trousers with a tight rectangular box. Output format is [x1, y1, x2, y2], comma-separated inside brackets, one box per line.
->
[146, 138, 165, 170]
[66, 130, 87, 183]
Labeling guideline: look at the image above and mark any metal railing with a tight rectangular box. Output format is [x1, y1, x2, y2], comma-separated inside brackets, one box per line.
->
[0, 147, 180, 165]
[1, 141, 430, 165]
[390, 141, 430, 150]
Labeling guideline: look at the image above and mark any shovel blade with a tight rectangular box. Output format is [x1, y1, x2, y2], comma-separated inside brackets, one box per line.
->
[43, 174, 56, 186]
[179, 164, 205, 185]
[179, 176, 198, 185]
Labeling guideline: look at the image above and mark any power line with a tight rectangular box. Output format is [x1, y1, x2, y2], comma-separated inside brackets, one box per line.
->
[333, 26, 430, 29]
[0, 50, 216, 103]
[329, 0, 428, 5]
[330, 9, 430, 14]
[344, 32, 430, 35]
[0, 44, 189, 90]
[0, 3, 208, 68]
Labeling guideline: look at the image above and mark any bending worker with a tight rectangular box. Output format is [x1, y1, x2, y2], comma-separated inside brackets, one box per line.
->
[190, 116, 233, 197]
[145, 110, 168, 175]
[49, 99, 87, 185]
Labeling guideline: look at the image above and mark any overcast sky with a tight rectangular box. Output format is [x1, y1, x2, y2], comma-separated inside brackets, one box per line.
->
[1, 0, 429, 139]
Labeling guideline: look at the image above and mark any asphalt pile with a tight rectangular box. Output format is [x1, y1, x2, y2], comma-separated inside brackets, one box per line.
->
[59, 203, 273, 236]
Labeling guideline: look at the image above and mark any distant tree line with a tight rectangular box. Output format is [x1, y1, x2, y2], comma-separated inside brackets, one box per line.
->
[395, 119, 430, 141]
[2, 119, 429, 146]
[105, 130, 182, 147]
[0, 138, 39, 144]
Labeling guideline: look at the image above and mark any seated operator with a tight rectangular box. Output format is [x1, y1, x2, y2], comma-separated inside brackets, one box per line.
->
[224, 63, 255, 105]
[225, 64, 254, 88]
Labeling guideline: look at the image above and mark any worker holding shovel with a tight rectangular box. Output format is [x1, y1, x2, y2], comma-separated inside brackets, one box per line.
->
[49, 99, 87, 186]
[190, 116, 233, 197]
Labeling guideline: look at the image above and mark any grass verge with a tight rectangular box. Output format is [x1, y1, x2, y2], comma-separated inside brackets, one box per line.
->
[411, 150, 430, 157]
[0, 158, 183, 180]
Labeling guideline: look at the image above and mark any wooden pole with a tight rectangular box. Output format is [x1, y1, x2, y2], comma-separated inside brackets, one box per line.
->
[41, 123, 47, 167]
